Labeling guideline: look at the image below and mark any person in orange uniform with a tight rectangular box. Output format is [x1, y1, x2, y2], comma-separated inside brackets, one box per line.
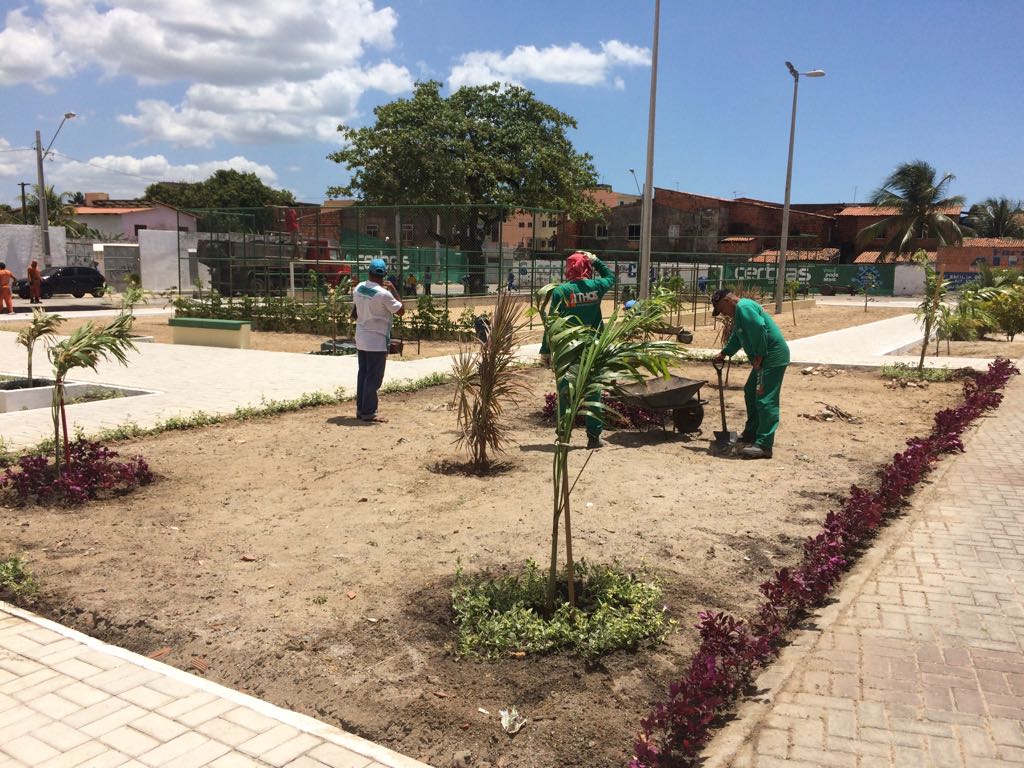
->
[27, 260, 42, 304]
[0, 263, 15, 314]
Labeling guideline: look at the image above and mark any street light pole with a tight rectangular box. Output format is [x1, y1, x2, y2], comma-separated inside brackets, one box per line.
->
[629, 168, 642, 196]
[34, 111, 76, 267]
[774, 63, 824, 315]
[637, 0, 660, 300]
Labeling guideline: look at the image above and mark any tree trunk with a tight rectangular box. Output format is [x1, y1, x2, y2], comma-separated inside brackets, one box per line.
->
[60, 387, 71, 467]
[52, 382, 62, 476]
[561, 458, 576, 608]
[546, 445, 566, 612]
[918, 316, 933, 373]
[27, 347, 33, 388]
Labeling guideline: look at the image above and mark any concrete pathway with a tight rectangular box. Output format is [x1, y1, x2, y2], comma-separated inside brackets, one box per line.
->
[0, 328, 542, 450]
[704, 365, 1024, 767]
[786, 314, 986, 370]
[0, 600, 428, 767]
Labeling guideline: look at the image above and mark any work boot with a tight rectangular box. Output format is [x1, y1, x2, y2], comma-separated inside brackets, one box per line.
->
[741, 444, 772, 460]
[586, 434, 604, 450]
[737, 432, 756, 445]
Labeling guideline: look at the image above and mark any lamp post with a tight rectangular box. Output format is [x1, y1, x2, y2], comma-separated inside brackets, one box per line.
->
[637, 0, 661, 300]
[35, 111, 76, 266]
[628, 168, 642, 196]
[773, 63, 823, 314]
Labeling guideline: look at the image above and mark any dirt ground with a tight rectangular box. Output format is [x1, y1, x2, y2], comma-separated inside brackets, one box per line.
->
[930, 335, 1024, 360]
[0, 304, 911, 360]
[1, 364, 961, 768]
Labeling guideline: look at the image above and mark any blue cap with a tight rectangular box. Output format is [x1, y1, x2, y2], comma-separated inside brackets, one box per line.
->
[624, 300, 637, 309]
[368, 258, 388, 276]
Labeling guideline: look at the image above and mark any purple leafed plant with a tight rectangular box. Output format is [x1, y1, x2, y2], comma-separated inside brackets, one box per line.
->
[632, 358, 1019, 767]
[3, 439, 153, 506]
[542, 391, 662, 431]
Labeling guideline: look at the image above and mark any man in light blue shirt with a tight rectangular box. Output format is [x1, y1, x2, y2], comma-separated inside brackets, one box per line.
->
[353, 258, 405, 422]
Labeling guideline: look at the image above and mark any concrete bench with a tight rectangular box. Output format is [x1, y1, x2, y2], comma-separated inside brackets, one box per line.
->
[169, 317, 252, 349]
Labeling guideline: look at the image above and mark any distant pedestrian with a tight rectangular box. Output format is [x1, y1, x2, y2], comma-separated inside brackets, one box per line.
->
[423, 268, 432, 296]
[404, 272, 418, 297]
[27, 260, 42, 304]
[507, 270, 517, 292]
[0, 263, 15, 314]
[353, 258, 405, 423]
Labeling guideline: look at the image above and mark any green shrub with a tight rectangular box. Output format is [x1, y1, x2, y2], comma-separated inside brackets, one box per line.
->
[880, 363, 963, 382]
[0, 556, 39, 599]
[986, 287, 1024, 341]
[451, 559, 672, 660]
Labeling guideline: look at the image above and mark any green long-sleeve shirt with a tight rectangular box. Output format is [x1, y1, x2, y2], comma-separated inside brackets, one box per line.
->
[540, 258, 615, 353]
[721, 298, 790, 367]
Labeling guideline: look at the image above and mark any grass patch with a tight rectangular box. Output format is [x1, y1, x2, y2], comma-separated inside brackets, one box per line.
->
[881, 363, 966, 382]
[380, 371, 453, 394]
[451, 559, 673, 661]
[66, 388, 125, 405]
[0, 556, 39, 600]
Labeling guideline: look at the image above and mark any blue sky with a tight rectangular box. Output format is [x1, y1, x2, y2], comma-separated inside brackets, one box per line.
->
[2, 0, 1022, 209]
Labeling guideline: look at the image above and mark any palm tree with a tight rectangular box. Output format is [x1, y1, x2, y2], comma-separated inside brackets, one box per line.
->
[24, 185, 104, 238]
[452, 293, 530, 470]
[856, 161, 966, 260]
[537, 292, 683, 610]
[16, 309, 64, 387]
[966, 197, 1024, 239]
[48, 313, 137, 474]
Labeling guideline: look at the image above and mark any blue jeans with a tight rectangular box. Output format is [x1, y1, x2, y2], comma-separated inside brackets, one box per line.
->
[356, 350, 388, 419]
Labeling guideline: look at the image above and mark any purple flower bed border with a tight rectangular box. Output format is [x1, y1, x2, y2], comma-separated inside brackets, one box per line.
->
[631, 358, 1020, 767]
[3, 440, 153, 506]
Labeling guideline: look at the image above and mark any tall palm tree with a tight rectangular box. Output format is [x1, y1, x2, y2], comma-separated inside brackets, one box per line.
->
[856, 161, 966, 260]
[966, 197, 1024, 239]
[24, 185, 101, 238]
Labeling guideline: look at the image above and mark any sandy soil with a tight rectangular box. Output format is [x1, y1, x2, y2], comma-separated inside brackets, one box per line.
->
[931, 335, 1024, 360]
[1, 305, 910, 362]
[1, 365, 960, 768]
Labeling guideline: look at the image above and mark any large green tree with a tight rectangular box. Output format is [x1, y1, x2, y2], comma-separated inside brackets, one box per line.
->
[856, 160, 967, 260]
[966, 197, 1024, 239]
[327, 80, 601, 291]
[144, 170, 295, 210]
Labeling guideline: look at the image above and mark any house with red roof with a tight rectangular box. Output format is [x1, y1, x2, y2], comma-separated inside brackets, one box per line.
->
[73, 193, 198, 241]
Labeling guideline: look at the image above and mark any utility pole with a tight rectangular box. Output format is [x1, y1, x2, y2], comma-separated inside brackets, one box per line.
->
[637, 0, 661, 300]
[18, 182, 29, 223]
[35, 131, 51, 265]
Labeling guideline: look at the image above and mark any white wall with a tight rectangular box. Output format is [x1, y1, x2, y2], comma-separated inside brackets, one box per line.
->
[0, 224, 67, 276]
[894, 264, 925, 296]
[138, 229, 200, 291]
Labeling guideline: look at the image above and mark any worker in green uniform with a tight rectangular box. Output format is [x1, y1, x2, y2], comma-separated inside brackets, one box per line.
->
[711, 289, 790, 459]
[540, 251, 616, 449]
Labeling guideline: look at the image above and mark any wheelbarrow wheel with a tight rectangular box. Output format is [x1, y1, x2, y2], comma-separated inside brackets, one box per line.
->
[672, 402, 704, 433]
[676, 329, 693, 343]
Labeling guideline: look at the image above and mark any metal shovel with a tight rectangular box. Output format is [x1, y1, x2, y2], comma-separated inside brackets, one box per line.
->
[710, 359, 738, 456]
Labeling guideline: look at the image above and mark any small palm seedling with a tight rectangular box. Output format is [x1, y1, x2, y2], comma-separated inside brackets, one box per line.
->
[536, 290, 683, 610]
[451, 292, 529, 470]
[16, 309, 64, 387]
[48, 313, 137, 474]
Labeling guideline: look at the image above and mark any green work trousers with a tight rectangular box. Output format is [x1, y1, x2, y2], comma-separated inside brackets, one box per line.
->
[743, 365, 786, 450]
[557, 378, 602, 439]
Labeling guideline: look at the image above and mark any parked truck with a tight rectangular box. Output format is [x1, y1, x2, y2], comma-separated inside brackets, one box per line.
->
[196, 234, 353, 295]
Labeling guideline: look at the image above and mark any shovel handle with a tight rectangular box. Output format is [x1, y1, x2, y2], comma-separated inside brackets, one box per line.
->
[716, 365, 728, 432]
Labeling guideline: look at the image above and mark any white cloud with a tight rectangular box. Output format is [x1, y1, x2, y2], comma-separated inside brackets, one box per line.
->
[118, 63, 414, 147]
[0, 7, 74, 83]
[449, 40, 650, 90]
[0, 139, 282, 200]
[1, 1, 413, 146]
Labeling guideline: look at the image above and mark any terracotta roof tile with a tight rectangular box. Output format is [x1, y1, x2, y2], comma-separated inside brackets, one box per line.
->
[75, 206, 153, 214]
[839, 205, 962, 217]
[951, 237, 1024, 248]
[854, 250, 937, 264]
[752, 248, 839, 263]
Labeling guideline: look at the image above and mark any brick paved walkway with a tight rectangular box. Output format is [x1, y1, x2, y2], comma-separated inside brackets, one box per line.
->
[0, 602, 430, 768]
[705, 369, 1024, 767]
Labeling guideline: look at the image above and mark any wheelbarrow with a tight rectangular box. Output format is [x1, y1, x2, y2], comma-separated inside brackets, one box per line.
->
[615, 375, 708, 433]
[649, 323, 694, 344]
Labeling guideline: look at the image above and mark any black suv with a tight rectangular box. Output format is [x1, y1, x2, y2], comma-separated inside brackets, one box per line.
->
[17, 266, 106, 299]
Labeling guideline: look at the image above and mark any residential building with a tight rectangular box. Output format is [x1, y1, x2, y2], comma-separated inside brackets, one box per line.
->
[73, 193, 198, 241]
